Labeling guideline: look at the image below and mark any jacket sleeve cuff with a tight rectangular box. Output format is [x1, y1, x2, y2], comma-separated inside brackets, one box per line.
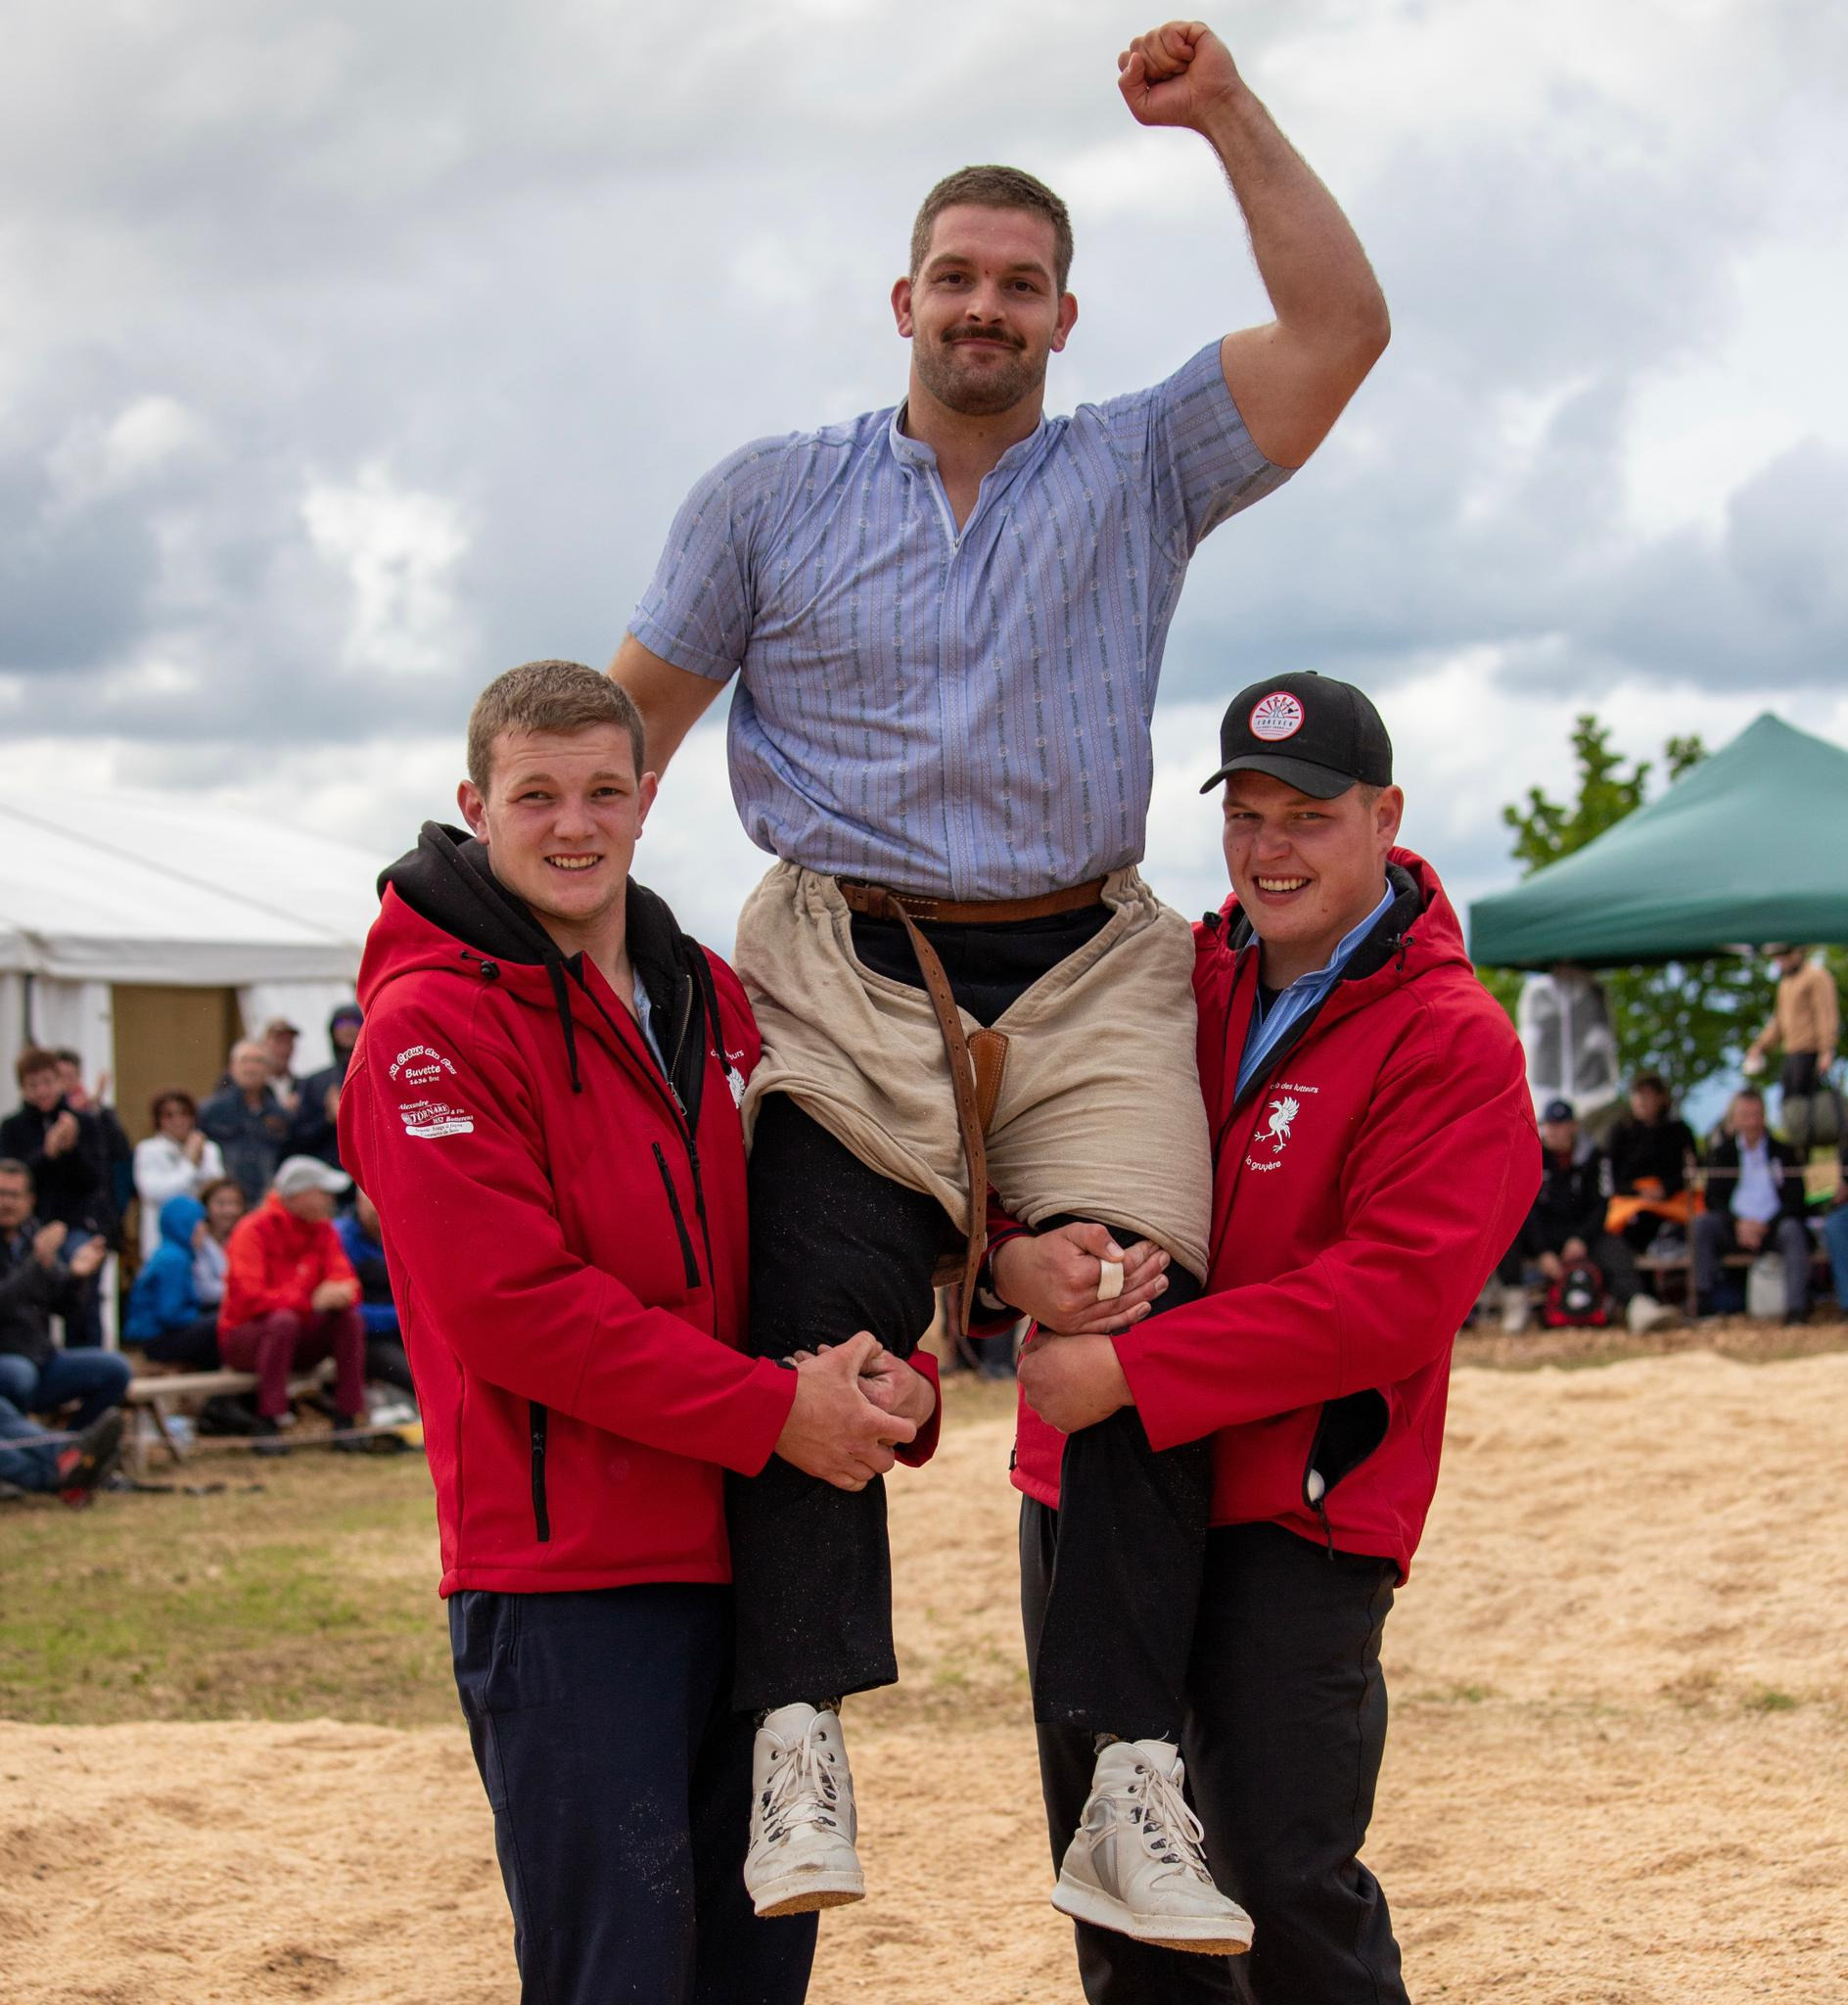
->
[895, 1348, 943, 1468]
[1111, 1307, 1221, 1453]
[694, 1353, 801, 1478]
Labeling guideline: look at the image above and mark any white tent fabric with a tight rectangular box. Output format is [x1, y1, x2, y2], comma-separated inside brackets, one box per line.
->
[237, 981, 362, 1075]
[0, 790, 385, 1083]
[7, 978, 116, 1093]
[0, 791, 381, 985]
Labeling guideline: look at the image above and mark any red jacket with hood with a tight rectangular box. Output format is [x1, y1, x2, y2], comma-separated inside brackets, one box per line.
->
[220, 1194, 357, 1329]
[340, 824, 823, 1596]
[1012, 849, 1538, 1577]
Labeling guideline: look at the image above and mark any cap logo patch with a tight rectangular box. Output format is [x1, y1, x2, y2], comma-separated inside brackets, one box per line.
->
[1250, 691, 1306, 741]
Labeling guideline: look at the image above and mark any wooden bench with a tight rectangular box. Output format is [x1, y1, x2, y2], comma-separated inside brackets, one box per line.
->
[1636, 1239, 1833, 1315]
[125, 1362, 336, 1477]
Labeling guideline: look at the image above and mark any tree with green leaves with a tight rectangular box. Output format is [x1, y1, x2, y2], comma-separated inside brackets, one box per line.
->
[1479, 716, 1779, 1100]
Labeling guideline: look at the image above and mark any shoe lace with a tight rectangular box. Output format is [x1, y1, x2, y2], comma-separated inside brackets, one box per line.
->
[1132, 1758, 1214, 1884]
[760, 1716, 847, 1843]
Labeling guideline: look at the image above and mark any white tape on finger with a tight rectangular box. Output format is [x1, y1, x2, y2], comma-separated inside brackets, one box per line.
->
[1095, 1259, 1124, 1303]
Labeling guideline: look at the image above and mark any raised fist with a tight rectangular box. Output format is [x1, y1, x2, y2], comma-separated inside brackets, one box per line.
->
[45, 1109, 80, 1157]
[1117, 20, 1241, 130]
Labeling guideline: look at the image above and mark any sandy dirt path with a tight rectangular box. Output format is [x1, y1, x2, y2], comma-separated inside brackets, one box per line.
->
[4, 1352, 1847, 2003]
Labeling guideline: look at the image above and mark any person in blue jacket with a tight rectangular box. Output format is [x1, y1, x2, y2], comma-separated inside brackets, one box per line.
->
[333, 1188, 416, 1406]
[123, 1194, 220, 1370]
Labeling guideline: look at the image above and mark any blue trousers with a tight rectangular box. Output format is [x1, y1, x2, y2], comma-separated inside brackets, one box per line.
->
[449, 1583, 817, 2005]
[1824, 1206, 1848, 1311]
[0, 1347, 131, 1427]
[0, 1395, 63, 1490]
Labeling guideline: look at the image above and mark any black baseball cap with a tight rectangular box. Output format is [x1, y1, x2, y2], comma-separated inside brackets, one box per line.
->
[1541, 1098, 1575, 1124]
[1198, 671, 1394, 800]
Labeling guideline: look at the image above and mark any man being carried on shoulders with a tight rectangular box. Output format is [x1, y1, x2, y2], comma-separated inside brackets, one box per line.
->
[614, 19, 1389, 1949]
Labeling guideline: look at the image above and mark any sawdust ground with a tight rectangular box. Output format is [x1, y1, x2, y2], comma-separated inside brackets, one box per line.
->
[5, 1351, 1847, 2003]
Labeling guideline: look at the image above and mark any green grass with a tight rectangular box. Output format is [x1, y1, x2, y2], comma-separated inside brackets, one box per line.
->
[1, 1447, 452, 1726]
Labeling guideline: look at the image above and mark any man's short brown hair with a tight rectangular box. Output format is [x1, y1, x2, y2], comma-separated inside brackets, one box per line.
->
[14, 1047, 59, 1088]
[466, 660, 647, 795]
[910, 165, 1074, 294]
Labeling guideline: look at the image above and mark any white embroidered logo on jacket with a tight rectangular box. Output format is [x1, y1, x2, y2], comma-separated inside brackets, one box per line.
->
[1263, 1096, 1300, 1154]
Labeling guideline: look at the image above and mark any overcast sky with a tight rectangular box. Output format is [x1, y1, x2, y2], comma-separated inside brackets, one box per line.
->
[4, 0, 1845, 948]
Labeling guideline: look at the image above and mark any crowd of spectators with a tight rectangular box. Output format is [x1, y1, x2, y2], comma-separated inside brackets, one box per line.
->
[0, 1002, 417, 1502]
[1495, 1057, 1848, 1331]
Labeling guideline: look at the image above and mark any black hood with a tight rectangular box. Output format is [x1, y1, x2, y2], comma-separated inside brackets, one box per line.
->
[379, 822, 722, 1124]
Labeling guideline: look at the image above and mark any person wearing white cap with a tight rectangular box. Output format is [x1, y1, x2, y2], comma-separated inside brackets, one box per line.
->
[216, 1154, 367, 1438]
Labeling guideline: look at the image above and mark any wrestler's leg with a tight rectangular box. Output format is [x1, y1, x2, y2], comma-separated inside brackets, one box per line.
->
[1028, 1246, 1210, 1738]
[727, 1091, 952, 1714]
[1025, 1240, 1252, 1955]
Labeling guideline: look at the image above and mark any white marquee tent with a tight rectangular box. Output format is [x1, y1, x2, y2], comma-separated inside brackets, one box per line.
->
[0, 790, 385, 1103]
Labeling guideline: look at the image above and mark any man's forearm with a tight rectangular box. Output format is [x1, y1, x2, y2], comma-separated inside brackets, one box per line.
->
[1197, 84, 1388, 354]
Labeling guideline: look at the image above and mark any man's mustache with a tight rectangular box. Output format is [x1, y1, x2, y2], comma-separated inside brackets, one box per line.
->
[942, 327, 1026, 351]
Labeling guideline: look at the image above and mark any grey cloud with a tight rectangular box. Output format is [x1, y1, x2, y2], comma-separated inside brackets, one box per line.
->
[2, 0, 1844, 865]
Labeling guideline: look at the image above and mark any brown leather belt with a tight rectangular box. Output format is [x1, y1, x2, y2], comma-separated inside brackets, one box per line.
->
[836, 877, 1106, 927]
[835, 876, 1105, 1331]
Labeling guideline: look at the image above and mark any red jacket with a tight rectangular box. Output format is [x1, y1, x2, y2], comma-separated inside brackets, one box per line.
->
[1013, 850, 1538, 1578]
[219, 1194, 357, 1329]
[340, 825, 814, 1597]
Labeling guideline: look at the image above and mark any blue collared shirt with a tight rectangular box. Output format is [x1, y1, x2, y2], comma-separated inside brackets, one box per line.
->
[1237, 882, 1397, 1099]
[1731, 1136, 1780, 1223]
[631, 343, 1290, 900]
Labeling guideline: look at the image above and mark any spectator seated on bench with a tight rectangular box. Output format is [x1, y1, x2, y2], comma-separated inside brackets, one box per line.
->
[1693, 1087, 1812, 1325]
[1495, 1099, 1675, 1335]
[333, 1188, 417, 1411]
[219, 1155, 367, 1441]
[193, 1176, 245, 1314]
[0, 1397, 122, 1506]
[123, 1194, 221, 1371]
[1604, 1070, 1699, 1259]
[0, 1157, 130, 1425]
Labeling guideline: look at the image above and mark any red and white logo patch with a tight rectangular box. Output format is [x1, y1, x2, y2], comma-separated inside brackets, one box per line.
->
[1250, 691, 1306, 741]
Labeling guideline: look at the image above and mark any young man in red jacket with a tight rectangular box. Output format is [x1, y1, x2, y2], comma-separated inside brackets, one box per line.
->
[997, 673, 1539, 2003]
[339, 661, 931, 2005]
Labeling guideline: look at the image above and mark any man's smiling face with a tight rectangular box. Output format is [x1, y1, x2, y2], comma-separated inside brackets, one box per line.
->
[894, 203, 1077, 417]
[459, 723, 657, 939]
[1221, 770, 1403, 985]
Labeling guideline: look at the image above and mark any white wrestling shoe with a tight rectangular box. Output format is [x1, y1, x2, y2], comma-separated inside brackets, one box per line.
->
[1052, 1739, 1254, 1957]
[743, 1702, 865, 1918]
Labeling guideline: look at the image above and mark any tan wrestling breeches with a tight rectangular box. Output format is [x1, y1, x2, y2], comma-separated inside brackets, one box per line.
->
[732, 862, 1212, 1281]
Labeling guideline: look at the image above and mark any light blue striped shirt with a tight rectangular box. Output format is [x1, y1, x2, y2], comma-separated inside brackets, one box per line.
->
[632, 343, 1290, 900]
[1237, 882, 1396, 1099]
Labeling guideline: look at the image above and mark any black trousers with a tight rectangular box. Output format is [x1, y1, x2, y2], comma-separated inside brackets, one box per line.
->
[1025, 1506, 1407, 2005]
[135, 1313, 220, 1370]
[450, 1584, 817, 2005]
[727, 902, 1212, 1737]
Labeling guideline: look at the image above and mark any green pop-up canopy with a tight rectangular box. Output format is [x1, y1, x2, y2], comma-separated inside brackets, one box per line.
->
[1468, 713, 1848, 971]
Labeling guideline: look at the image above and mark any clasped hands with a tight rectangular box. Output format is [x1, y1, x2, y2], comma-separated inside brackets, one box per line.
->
[995, 1223, 1165, 1436]
[773, 1330, 930, 1494]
